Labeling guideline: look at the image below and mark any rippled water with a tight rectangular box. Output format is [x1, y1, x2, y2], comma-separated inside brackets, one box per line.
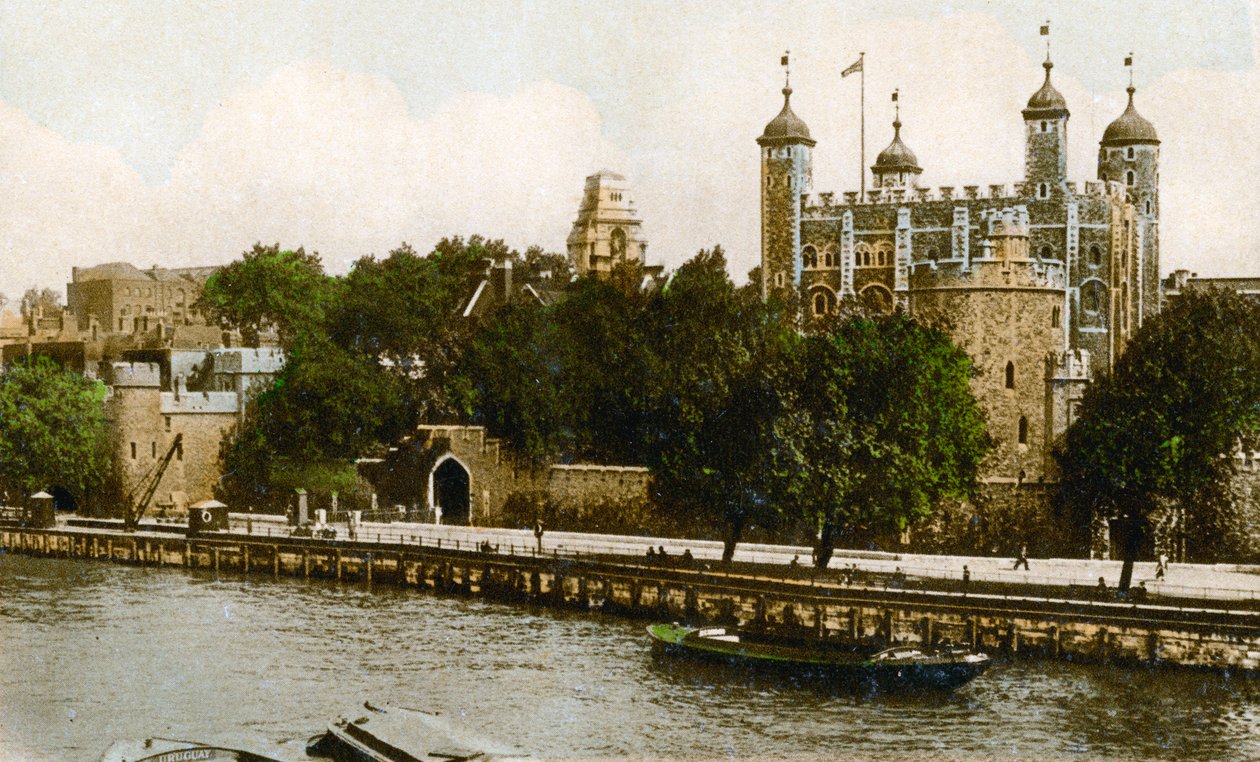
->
[1, 553, 1257, 761]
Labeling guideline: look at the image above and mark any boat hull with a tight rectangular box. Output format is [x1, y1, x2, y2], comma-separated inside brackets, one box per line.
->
[647, 623, 990, 691]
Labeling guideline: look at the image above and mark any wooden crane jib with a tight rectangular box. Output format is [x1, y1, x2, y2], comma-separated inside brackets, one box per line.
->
[123, 433, 183, 532]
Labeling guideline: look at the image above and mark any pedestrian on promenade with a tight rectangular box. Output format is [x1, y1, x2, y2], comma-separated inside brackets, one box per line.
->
[962, 565, 971, 588]
[1013, 544, 1030, 571]
[682, 548, 695, 568]
[1096, 576, 1108, 597]
[646, 546, 656, 563]
[790, 555, 799, 568]
[1156, 553, 1168, 580]
[533, 519, 544, 554]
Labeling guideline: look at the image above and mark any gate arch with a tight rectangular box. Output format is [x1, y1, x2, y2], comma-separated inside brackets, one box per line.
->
[428, 454, 471, 525]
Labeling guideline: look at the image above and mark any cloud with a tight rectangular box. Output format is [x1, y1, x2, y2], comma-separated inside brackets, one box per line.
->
[2, 9, 1260, 297]
[1, 62, 626, 291]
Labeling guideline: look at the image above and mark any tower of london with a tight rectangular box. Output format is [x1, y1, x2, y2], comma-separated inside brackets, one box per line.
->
[760, 47, 1160, 547]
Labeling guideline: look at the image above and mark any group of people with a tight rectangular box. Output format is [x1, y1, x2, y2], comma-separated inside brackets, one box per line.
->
[645, 545, 696, 568]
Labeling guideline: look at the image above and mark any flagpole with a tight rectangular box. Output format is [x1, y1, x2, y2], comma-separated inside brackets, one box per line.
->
[859, 52, 866, 201]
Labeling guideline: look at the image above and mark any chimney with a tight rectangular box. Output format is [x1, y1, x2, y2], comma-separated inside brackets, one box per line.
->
[492, 257, 513, 305]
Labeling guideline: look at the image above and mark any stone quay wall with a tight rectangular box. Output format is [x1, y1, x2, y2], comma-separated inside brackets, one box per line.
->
[2, 525, 1257, 673]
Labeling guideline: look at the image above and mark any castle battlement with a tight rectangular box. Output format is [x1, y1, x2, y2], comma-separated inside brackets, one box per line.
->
[1047, 348, 1092, 380]
[106, 361, 160, 388]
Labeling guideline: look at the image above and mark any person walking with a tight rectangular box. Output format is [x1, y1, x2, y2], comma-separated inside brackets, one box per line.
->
[1013, 544, 1030, 571]
[1156, 553, 1168, 580]
[533, 518, 544, 554]
[962, 564, 971, 587]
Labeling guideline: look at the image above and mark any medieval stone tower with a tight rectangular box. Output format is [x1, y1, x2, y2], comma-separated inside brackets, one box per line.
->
[567, 171, 649, 280]
[757, 72, 815, 301]
[759, 37, 1159, 550]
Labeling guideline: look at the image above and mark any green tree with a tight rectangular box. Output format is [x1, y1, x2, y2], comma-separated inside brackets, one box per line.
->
[806, 313, 990, 567]
[646, 247, 798, 562]
[1058, 288, 1260, 588]
[329, 239, 483, 419]
[198, 243, 333, 347]
[19, 287, 62, 317]
[0, 357, 109, 503]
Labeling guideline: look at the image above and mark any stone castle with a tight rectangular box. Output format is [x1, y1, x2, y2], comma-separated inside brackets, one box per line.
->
[758, 48, 1161, 552]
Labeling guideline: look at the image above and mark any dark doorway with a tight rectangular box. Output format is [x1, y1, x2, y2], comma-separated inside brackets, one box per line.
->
[433, 458, 470, 525]
[49, 486, 77, 512]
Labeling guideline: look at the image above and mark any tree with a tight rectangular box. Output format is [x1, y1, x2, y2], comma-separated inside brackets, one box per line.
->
[1058, 288, 1260, 589]
[645, 247, 797, 562]
[197, 244, 333, 347]
[329, 239, 483, 419]
[0, 356, 109, 504]
[801, 313, 989, 567]
[20, 287, 62, 317]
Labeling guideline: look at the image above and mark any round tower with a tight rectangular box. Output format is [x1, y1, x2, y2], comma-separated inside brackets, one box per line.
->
[757, 57, 815, 300]
[1098, 84, 1159, 216]
[1022, 56, 1070, 198]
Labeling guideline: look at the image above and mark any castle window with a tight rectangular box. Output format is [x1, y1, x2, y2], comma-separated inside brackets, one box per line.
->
[811, 288, 836, 317]
[1038, 245, 1052, 260]
[927, 248, 939, 261]
[176, 441, 183, 461]
[1145, 200, 1152, 215]
[1083, 284, 1101, 314]
[1038, 183, 1048, 199]
[1052, 306, 1061, 328]
[1018, 416, 1029, 446]
[1005, 361, 1015, 389]
[1040, 121, 1047, 132]
[1089, 245, 1102, 267]
[151, 442, 157, 458]
[164, 416, 171, 432]
[1127, 147, 1135, 160]
[774, 272, 786, 288]
[130, 442, 136, 459]
[1126, 170, 1135, 186]
[823, 247, 836, 268]
[802, 245, 818, 269]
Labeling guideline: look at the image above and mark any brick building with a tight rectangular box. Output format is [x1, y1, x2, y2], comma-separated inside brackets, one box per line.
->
[759, 46, 1161, 554]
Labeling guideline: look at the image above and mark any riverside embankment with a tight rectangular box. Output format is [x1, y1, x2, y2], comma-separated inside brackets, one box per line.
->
[3, 521, 1259, 673]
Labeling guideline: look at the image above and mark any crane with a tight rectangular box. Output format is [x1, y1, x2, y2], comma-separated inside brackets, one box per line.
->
[123, 433, 182, 532]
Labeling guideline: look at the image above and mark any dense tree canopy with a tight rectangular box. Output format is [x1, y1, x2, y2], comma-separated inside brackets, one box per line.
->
[198, 244, 333, 348]
[0, 357, 109, 503]
[1058, 288, 1260, 586]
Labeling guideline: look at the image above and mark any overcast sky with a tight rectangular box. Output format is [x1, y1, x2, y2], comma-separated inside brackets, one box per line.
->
[1, 1, 1257, 294]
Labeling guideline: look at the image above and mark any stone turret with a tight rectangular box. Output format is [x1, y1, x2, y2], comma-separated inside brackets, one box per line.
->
[758, 60, 815, 300]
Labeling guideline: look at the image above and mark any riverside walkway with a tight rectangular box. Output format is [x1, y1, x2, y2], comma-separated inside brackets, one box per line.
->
[216, 513, 1260, 605]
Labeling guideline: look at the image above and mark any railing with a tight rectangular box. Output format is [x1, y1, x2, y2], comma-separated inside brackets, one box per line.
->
[205, 517, 1260, 606]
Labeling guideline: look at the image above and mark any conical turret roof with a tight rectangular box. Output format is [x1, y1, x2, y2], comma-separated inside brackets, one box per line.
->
[1101, 86, 1159, 146]
[1023, 60, 1069, 118]
[757, 87, 816, 147]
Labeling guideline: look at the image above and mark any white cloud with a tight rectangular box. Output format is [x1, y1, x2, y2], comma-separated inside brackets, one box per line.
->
[2, 10, 1260, 296]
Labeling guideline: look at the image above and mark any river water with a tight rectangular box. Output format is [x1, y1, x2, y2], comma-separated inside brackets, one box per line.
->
[1, 553, 1257, 761]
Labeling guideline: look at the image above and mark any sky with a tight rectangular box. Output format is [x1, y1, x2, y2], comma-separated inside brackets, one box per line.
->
[1, 0, 1258, 295]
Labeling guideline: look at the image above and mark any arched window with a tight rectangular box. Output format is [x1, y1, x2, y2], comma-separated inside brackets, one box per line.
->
[802, 245, 818, 269]
[1145, 200, 1152, 215]
[1083, 282, 1102, 314]
[810, 287, 837, 317]
[1038, 245, 1052, 260]
[610, 227, 627, 263]
[1052, 306, 1061, 328]
[1040, 121, 1047, 132]
[823, 246, 836, 268]
[859, 284, 894, 315]
[1038, 183, 1048, 199]
[1126, 170, 1135, 186]
[774, 272, 786, 288]
[1127, 147, 1135, 160]
[1018, 416, 1029, 445]
[1089, 245, 1102, 267]
[927, 248, 939, 261]
[1005, 361, 1015, 389]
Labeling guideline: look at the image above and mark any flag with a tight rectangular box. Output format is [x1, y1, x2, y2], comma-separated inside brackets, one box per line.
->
[841, 56, 863, 77]
[1125, 54, 1133, 67]
[781, 53, 789, 67]
[1040, 23, 1049, 36]
[891, 90, 898, 102]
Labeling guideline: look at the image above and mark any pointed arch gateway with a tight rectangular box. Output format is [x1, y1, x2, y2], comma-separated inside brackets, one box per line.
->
[428, 453, 471, 525]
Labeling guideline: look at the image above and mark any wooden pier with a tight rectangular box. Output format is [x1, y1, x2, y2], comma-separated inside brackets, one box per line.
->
[3, 524, 1259, 672]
